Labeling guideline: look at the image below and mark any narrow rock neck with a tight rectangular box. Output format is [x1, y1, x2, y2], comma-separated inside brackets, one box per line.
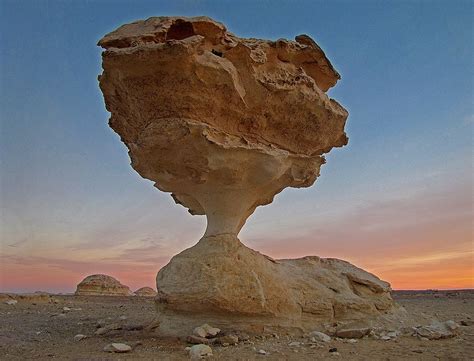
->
[199, 190, 257, 238]
[204, 211, 245, 237]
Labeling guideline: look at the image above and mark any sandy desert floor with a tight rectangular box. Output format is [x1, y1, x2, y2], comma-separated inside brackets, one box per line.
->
[0, 290, 473, 360]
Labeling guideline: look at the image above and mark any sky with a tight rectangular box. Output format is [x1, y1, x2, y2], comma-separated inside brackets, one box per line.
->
[0, 0, 472, 293]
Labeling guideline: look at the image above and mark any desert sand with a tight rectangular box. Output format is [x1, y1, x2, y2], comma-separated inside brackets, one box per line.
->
[0, 290, 473, 360]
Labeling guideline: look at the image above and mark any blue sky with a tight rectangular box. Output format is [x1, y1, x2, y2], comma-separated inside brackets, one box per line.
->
[0, 0, 472, 292]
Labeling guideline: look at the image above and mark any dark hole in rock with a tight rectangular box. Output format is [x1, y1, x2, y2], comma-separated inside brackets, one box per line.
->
[211, 49, 223, 57]
[166, 20, 195, 41]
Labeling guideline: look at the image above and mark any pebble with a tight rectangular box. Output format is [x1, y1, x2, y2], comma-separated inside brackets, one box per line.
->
[95, 322, 122, 335]
[329, 347, 338, 353]
[445, 320, 459, 331]
[217, 335, 239, 345]
[103, 343, 132, 353]
[308, 331, 331, 342]
[193, 324, 220, 338]
[74, 334, 87, 341]
[347, 339, 357, 343]
[336, 327, 371, 339]
[123, 323, 145, 331]
[187, 335, 212, 345]
[257, 349, 268, 355]
[5, 300, 18, 305]
[380, 336, 391, 341]
[288, 341, 300, 347]
[63, 307, 71, 311]
[189, 344, 212, 359]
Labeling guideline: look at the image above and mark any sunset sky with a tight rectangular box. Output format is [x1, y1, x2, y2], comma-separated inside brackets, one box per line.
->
[1, 0, 472, 293]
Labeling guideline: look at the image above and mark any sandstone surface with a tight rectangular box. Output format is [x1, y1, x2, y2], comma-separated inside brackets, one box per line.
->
[75, 274, 133, 296]
[98, 16, 407, 336]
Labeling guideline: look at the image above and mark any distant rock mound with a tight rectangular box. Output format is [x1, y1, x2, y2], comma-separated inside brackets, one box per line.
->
[75, 274, 133, 296]
[134, 287, 157, 297]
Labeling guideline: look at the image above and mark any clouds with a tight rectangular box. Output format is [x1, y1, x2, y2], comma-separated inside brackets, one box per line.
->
[0, 241, 172, 293]
[1, 165, 471, 293]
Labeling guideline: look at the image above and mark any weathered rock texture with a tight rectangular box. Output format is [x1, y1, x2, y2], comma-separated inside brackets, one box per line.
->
[98, 16, 347, 237]
[98, 16, 406, 335]
[75, 274, 133, 296]
[156, 235, 408, 335]
[134, 287, 157, 297]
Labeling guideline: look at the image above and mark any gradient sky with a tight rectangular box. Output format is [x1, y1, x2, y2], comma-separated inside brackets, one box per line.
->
[1, 0, 472, 293]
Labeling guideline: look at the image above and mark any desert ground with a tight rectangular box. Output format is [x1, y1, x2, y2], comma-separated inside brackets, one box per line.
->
[0, 290, 473, 360]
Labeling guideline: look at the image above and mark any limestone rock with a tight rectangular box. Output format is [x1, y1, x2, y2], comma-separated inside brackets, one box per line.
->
[336, 324, 372, 339]
[308, 331, 331, 342]
[414, 320, 460, 340]
[98, 16, 407, 336]
[75, 274, 133, 296]
[98, 16, 347, 238]
[74, 334, 87, 341]
[186, 335, 213, 345]
[134, 287, 157, 297]
[0, 293, 57, 304]
[155, 234, 408, 335]
[189, 344, 212, 359]
[95, 322, 122, 335]
[216, 335, 239, 345]
[193, 324, 220, 338]
[103, 343, 132, 353]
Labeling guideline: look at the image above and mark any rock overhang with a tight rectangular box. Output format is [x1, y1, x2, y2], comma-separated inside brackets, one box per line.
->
[98, 15, 348, 235]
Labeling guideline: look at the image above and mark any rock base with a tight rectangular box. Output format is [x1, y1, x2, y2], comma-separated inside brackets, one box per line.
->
[155, 235, 409, 336]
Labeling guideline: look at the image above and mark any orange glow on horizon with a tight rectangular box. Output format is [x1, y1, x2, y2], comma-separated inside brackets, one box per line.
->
[1, 250, 472, 293]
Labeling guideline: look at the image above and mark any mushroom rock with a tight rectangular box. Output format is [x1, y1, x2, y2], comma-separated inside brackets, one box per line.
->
[75, 274, 133, 296]
[134, 287, 158, 297]
[98, 16, 408, 335]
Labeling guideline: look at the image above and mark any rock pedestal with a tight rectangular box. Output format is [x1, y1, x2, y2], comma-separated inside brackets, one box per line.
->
[156, 235, 407, 335]
[98, 16, 408, 336]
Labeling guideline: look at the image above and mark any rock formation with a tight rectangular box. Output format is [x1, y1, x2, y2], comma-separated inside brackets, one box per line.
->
[134, 287, 157, 297]
[98, 16, 407, 335]
[75, 274, 133, 296]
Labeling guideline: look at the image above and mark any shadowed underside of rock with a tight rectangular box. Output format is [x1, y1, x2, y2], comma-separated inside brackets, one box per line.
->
[98, 16, 407, 336]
